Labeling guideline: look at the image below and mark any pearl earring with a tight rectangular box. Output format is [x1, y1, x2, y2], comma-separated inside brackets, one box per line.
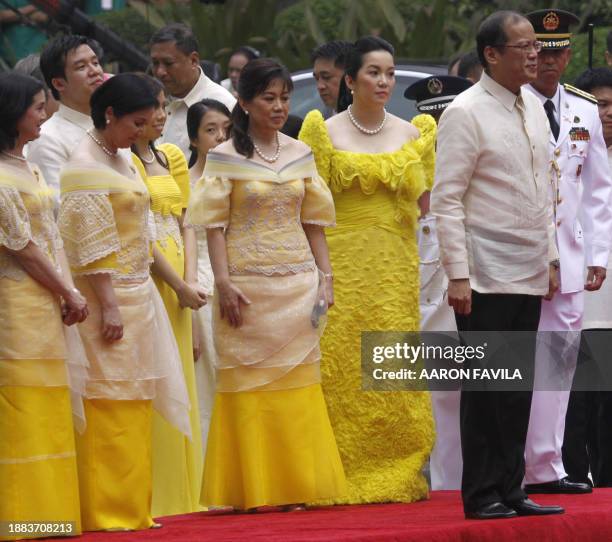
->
[106, 118, 110, 125]
[244, 110, 249, 116]
[350, 89, 354, 95]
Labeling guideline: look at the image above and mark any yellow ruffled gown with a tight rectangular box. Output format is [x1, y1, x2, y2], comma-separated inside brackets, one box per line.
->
[0, 163, 81, 540]
[299, 111, 436, 504]
[134, 144, 204, 516]
[187, 151, 346, 510]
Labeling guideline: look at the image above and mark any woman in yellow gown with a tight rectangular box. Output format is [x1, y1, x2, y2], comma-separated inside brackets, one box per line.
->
[132, 76, 205, 517]
[187, 58, 346, 510]
[299, 36, 436, 504]
[0, 73, 88, 541]
[58, 74, 191, 531]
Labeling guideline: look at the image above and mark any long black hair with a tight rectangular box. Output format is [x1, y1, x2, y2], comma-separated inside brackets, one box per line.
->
[186, 99, 231, 167]
[231, 58, 293, 158]
[0, 72, 44, 152]
[130, 74, 168, 169]
[336, 36, 394, 113]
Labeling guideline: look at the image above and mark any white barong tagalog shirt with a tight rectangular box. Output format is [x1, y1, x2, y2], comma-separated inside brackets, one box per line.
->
[431, 72, 557, 296]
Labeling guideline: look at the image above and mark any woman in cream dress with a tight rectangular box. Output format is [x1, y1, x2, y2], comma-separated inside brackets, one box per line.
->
[58, 74, 191, 531]
[187, 59, 345, 510]
[186, 99, 231, 454]
[0, 73, 88, 541]
[132, 75, 206, 517]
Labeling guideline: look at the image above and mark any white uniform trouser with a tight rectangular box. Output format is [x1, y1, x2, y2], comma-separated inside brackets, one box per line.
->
[419, 215, 462, 490]
[524, 290, 583, 484]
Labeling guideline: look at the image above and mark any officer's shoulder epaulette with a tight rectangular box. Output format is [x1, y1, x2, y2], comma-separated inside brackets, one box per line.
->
[563, 84, 598, 104]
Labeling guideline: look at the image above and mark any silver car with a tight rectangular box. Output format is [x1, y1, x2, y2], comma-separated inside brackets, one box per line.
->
[290, 64, 447, 121]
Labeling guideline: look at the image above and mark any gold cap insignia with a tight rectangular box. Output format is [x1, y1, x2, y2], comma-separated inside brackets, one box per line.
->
[427, 78, 443, 95]
[543, 12, 560, 31]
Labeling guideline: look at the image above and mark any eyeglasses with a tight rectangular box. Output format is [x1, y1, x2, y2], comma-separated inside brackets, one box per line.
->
[498, 41, 544, 53]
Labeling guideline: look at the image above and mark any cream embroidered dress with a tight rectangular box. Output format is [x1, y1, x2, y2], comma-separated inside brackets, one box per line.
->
[133, 143, 204, 517]
[186, 151, 346, 509]
[0, 163, 82, 540]
[59, 159, 190, 531]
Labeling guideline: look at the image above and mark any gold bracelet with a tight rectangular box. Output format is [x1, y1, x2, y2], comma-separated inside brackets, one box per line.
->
[323, 272, 333, 279]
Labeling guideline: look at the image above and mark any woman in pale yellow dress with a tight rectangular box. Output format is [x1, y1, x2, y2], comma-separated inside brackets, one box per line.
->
[187, 59, 346, 510]
[58, 74, 191, 531]
[0, 73, 88, 540]
[186, 99, 231, 454]
[132, 75, 205, 517]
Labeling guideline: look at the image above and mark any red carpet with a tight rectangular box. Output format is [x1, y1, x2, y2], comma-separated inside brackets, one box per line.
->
[80, 490, 612, 542]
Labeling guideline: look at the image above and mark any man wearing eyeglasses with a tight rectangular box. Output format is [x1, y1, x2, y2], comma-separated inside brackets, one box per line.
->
[523, 9, 612, 495]
[432, 10, 562, 519]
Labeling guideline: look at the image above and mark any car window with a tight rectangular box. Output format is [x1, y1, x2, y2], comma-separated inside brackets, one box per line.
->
[290, 73, 428, 122]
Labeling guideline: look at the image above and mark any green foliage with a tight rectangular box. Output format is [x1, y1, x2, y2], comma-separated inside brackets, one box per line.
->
[564, 26, 612, 84]
[91, 0, 612, 74]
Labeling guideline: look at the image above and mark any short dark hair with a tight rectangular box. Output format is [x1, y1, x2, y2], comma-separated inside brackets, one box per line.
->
[150, 23, 199, 56]
[476, 11, 526, 69]
[607, 30, 612, 54]
[0, 72, 44, 152]
[337, 36, 394, 112]
[186, 99, 231, 167]
[574, 67, 612, 93]
[311, 40, 352, 69]
[39, 35, 102, 100]
[231, 58, 293, 158]
[447, 52, 462, 73]
[458, 50, 482, 78]
[90, 73, 159, 130]
[231, 46, 261, 63]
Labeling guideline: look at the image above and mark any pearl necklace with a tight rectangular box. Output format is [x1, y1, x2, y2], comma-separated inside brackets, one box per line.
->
[251, 132, 281, 163]
[87, 129, 117, 156]
[140, 148, 155, 164]
[1, 150, 27, 162]
[347, 105, 387, 135]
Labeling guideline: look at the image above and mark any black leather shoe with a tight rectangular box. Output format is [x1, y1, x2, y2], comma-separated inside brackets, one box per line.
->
[525, 477, 593, 494]
[465, 502, 518, 520]
[507, 498, 564, 516]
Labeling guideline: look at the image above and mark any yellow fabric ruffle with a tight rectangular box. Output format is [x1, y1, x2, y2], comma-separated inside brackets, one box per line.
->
[299, 113, 435, 505]
[201, 383, 346, 510]
[0, 386, 81, 540]
[299, 110, 436, 227]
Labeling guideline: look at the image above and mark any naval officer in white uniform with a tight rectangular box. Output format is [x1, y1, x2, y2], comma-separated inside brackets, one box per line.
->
[523, 9, 612, 494]
[405, 74, 473, 490]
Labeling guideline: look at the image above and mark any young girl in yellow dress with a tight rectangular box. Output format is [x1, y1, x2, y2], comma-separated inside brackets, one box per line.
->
[186, 99, 232, 455]
[300, 36, 436, 504]
[187, 59, 346, 511]
[132, 75, 206, 517]
[0, 72, 88, 541]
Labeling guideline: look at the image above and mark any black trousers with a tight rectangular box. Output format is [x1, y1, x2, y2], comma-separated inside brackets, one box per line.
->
[455, 291, 541, 513]
[563, 330, 612, 487]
